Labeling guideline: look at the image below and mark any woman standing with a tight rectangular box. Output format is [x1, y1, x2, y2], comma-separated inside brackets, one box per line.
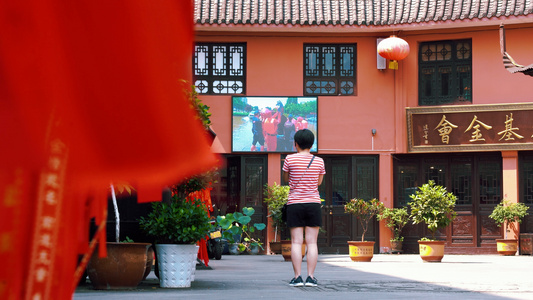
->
[282, 129, 325, 287]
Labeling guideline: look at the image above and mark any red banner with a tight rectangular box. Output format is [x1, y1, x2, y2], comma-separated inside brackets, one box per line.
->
[1, 1, 218, 299]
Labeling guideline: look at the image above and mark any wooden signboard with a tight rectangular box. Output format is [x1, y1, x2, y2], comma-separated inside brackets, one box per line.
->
[407, 103, 533, 152]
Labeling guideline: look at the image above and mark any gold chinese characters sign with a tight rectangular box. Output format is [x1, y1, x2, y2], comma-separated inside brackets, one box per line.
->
[407, 103, 533, 152]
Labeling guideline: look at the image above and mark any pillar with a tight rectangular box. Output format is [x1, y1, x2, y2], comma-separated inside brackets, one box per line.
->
[379, 153, 393, 250]
[502, 151, 519, 239]
[266, 153, 282, 254]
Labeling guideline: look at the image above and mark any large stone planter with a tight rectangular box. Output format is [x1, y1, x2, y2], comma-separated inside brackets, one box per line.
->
[156, 244, 199, 288]
[87, 242, 151, 290]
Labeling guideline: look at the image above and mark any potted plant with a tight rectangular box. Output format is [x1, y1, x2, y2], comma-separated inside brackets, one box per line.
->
[344, 198, 385, 262]
[86, 184, 152, 290]
[263, 183, 290, 254]
[217, 207, 266, 254]
[377, 207, 409, 253]
[263, 183, 308, 260]
[408, 180, 457, 262]
[139, 194, 211, 288]
[489, 199, 529, 255]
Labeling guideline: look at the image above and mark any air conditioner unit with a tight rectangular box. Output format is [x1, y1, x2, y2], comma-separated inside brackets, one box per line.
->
[377, 38, 386, 70]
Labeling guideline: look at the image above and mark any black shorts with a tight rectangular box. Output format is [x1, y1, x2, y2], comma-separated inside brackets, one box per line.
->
[252, 133, 264, 146]
[286, 203, 322, 228]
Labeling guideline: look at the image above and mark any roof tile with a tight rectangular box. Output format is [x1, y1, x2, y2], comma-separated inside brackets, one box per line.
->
[194, 0, 533, 27]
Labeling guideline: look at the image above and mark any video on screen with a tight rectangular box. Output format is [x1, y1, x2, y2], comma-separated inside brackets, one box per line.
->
[232, 96, 318, 153]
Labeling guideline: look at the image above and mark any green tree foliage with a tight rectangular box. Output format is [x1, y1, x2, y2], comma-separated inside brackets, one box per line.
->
[263, 183, 290, 235]
[284, 99, 317, 118]
[377, 207, 409, 242]
[489, 200, 529, 227]
[345, 198, 385, 241]
[408, 180, 457, 240]
[139, 196, 211, 244]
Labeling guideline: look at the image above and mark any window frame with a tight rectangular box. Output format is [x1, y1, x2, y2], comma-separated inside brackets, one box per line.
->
[193, 42, 246, 95]
[303, 43, 357, 96]
[418, 39, 472, 106]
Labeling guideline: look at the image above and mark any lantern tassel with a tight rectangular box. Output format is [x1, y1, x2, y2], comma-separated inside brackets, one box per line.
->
[389, 60, 398, 70]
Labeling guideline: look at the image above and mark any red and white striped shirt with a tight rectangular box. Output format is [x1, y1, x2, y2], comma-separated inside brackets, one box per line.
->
[282, 153, 325, 205]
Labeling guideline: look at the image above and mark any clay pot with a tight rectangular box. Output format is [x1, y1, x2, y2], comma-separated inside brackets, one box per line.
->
[269, 241, 282, 254]
[348, 241, 375, 262]
[281, 240, 306, 261]
[496, 239, 518, 256]
[390, 240, 403, 253]
[418, 240, 445, 262]
[142, 245, 154, 280]
[87, 242, 151, 289]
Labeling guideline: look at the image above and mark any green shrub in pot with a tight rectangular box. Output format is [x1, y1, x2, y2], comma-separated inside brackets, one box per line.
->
[263, 183, 289, 238]
[408, 180, 457, 241]
[139, 195, 210, 244]
[377, 207, 409, 242]
[489, 200, 529, 239]
[344, 198, 385, 242]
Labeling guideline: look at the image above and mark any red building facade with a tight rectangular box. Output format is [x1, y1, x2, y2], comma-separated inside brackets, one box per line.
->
[194, 0, 533, 254]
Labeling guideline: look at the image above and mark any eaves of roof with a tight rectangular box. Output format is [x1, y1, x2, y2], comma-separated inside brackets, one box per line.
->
[194, 0, 533, 32]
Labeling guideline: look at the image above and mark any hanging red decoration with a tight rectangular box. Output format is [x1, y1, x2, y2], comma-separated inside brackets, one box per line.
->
[378, 36, 410, 70]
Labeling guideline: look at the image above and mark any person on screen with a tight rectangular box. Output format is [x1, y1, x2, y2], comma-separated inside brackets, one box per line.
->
[276, 114, 288, 151]
[281, 114, 296, 151]
[295, 117, 308, 131]
[282, 129, 325, 287]
[250, 111, 264, 151]
[262, 104, 282, 151]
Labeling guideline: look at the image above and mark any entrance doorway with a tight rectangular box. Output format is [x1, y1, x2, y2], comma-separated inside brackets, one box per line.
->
[316, 155, 379, 254]
[210, 155, 268, 247]
[394, 153, 502, 254]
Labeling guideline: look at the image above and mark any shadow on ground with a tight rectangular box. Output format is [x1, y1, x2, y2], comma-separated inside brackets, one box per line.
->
[75, 254, 533, 300]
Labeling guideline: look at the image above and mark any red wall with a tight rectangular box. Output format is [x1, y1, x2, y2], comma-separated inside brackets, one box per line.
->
[199, 26, 533, 157]
[196, 24, 533, 248]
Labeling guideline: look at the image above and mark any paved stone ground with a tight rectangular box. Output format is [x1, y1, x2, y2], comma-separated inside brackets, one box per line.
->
[75, 254, 533, 299]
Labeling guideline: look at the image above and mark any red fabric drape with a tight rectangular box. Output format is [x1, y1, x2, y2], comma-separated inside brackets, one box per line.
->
[0, 1, 217, 299]
[187, 187, 214, 267]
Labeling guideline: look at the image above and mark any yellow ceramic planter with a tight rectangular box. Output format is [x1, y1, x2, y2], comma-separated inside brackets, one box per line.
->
[418, 240, 445, 262]
[348, 241, 375, 262]
[281, 240, 306, 261]
[496, 239, 518, 256]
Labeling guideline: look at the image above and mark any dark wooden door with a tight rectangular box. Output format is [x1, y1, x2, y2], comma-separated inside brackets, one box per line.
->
[395, 153, 502, 254]
[318, 156, 379, 254]
[241, 156, 268, 229]
[226, 156, 241, 213]
[224, 155, 268, 246]
[449, 155, 502, 250]
[519, 152, 533, 233]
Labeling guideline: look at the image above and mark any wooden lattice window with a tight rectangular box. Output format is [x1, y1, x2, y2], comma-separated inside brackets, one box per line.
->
[419, 39, 472, 106]
[304, 44, 356, 96]
[521, 157, 533, 206]
[194, 43, 246, 95]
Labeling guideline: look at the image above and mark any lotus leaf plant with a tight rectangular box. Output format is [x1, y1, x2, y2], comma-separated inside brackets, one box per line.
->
[217, 207, 266, 252]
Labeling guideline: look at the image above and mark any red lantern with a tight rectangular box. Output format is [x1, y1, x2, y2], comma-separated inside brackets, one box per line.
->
[378, 36, 410, 70]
